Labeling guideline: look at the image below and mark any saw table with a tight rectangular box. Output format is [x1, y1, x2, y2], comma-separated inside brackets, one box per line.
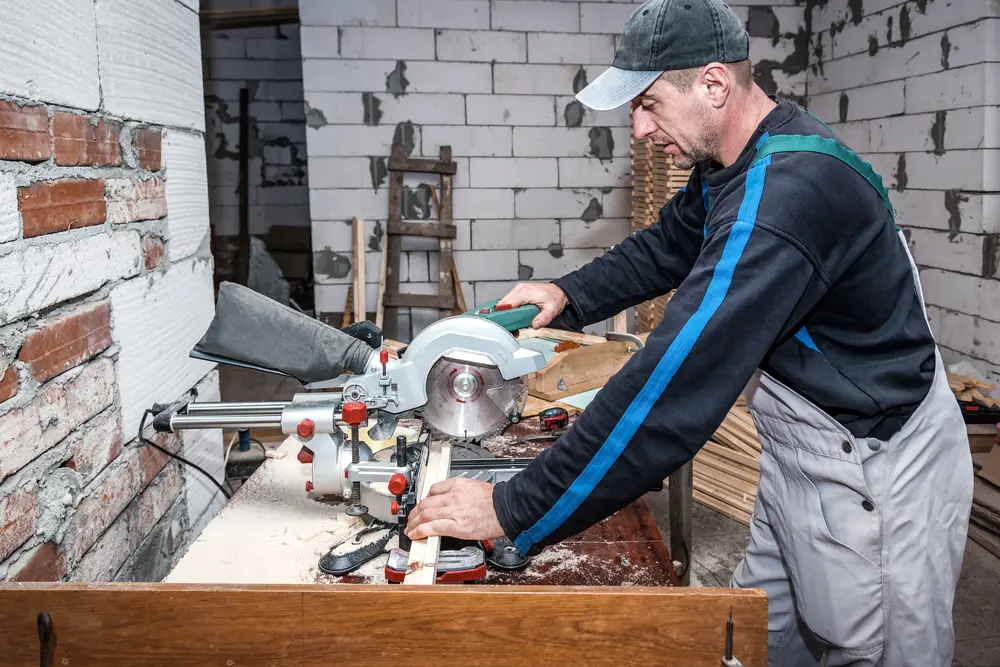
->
[165, 417, 680, 588]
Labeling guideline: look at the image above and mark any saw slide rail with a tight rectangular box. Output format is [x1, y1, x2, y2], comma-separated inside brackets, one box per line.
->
[0, 583, 767, 666]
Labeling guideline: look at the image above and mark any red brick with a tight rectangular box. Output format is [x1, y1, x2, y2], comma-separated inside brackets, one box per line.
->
[53, 113, 122, 167]
[68, 454, 141, 560]
[105, 177, 166, 224]
[0, 484, 38, 563]
[0, 366, 18, 404]
[141, 235, 165, 270]
[133, 128, 162, 171]
[0, 100, 50, 162]
[65, 410, 123, 486]
[12, 541, 66, 582]
[18, 179, 107, 238]
[139, 432, 180, 488]
[18, 302, 112, 384]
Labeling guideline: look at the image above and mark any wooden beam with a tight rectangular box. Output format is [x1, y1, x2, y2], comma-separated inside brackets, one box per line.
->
[200, 6, 299, 30]
[451, 256, 467, 314]
[437, 146, 455, 319]
[0, 584, 769, 666]
[387, 153, 458, 175]
[405, 440, 454, 584]
[352, 217, 366, 323]
[375, 235, 389, 330]
[386, 222, 456, 238]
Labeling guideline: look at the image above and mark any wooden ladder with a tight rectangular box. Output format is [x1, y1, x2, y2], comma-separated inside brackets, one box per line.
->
[381, 143, 460, 341]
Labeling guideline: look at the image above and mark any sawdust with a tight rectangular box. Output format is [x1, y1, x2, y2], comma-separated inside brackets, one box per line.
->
[165, 438, 367, 584]
[484, 545, 591, 583]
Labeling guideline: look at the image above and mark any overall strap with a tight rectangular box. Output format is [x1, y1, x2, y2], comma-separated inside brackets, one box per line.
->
[752, 134, 895, 220]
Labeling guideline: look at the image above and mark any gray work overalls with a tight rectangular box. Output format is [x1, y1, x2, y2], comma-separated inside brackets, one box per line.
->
[730, 135, 975, 667]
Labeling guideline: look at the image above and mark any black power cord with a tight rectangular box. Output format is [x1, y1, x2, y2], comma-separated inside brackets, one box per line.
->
[138, 409, 232, 500]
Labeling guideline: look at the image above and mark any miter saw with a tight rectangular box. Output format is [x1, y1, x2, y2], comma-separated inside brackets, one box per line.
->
[149, 283, 549, 582]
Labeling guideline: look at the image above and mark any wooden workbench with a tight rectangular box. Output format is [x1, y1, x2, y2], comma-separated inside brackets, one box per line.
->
[167, 417, 679, 587]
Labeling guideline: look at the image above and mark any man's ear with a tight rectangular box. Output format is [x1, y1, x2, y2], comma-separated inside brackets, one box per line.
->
[701, 63, 731, 109]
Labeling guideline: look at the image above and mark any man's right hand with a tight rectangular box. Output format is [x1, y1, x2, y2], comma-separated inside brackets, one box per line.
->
[498, 282, 568, 329]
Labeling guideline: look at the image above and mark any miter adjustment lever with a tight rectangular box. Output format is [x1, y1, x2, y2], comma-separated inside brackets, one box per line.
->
[378, 348, 391, 396]
[342, 401, 369, 517]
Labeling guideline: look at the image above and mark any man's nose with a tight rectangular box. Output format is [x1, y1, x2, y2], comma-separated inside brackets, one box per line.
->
[631, 108, 655, 140]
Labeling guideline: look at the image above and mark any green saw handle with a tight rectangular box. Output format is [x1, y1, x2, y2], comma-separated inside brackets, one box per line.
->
[464, 299, 540, 332]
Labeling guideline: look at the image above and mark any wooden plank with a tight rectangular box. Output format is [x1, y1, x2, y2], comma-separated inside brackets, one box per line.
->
[341, 286, 353, 329]
[405, 440, 454, 585]
[201, 6, 298, 29]
[352, 217, 366, 323]
[969, 522, 1000, 559]
[516, 327, 608, 346]
[438, 146, 455, 319]
[0, 584, 768, 667]
[701, 441, 761, 470]
[452, 256, 467, 314]
[386, 221, 457, 238]
[383, 293, 456, 309]
[383, 154, 405, 340]
[375, 235, 389, 330]
[612, 310, 627, 333]
[528, 340, 636, 400]
[978, 445, 1000, 487]
[387, 153, 458, 175]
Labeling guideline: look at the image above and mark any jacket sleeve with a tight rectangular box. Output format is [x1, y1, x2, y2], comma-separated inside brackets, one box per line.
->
[493, 210, 826, 556]
[551, 175, 707, 330]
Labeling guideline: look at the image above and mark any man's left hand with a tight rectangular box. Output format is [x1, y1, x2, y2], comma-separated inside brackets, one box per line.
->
[404, 478, 506, 541]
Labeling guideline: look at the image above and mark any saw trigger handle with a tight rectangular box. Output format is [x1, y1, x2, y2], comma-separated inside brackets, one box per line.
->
[465, 298, 540, 332]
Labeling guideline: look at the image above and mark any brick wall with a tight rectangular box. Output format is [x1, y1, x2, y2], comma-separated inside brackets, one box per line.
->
[202, 0, 310, 284]
[806, 0, 1000, 384]
[0, 0, 223, 583]
[299, 0, 808, 341]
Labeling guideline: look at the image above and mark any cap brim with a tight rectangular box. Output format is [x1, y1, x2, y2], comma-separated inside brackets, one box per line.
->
[575, 67, 661, 111]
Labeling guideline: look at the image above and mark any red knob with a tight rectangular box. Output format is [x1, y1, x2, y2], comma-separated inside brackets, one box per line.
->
[391, 501, 399, 515]
[342, 401, 367, 426]
[387, 473, 407, 496]
[297, 418, 314, 438]
[496, 302, 513, 311]
[380, 349, 389, 365]
[305, 480, 314, 492]
[297, 447, 314, 464]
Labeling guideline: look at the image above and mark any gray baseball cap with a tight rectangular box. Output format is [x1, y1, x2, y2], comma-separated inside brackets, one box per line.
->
[576, 0, 749, 111]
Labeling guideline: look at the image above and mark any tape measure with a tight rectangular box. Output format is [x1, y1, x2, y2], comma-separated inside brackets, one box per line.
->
[539, 407, 569, 431]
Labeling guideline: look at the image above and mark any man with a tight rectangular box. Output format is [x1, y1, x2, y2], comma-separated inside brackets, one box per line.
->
[405, 1, 973, 665]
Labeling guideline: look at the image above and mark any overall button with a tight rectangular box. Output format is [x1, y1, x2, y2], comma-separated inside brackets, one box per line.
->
[841, 441, 853, 454]
[862, 500, 875, 512]
[868, 440, 882, 451]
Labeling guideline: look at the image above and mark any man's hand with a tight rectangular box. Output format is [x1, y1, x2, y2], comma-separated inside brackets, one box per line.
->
[498, 282, 568, 329]
[404, 478, 506, 541]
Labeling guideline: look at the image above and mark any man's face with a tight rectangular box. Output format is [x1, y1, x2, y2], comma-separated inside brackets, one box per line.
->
[630, 77, 717, 170]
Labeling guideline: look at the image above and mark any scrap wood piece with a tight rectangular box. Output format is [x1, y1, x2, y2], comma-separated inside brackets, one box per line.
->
[352, 217, 366, 323]
[375, 236, 389, 329]
[515, 327, 608, 346]
[527, 340, 638, 401]
[404, 439, 454, 585]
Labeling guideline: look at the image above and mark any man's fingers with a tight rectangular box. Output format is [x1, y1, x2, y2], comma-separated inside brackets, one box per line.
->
[425, 479, 456, 497]
[406, 518, 459, 541]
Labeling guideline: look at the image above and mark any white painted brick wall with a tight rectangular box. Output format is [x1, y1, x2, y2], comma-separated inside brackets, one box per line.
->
[0, 174, 19, 244]
[0, 0, 100, 110]
[164, 130, 211, 261]
[0, 232, 142, 325]
[921, 269, 1000, 323]
[110, 257, 217, 439]
[300, 0, 811, 338]
[96, 0, 204, 130]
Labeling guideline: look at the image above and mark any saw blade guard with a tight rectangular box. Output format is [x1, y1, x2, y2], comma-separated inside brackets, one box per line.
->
[342, 316, 545, 427]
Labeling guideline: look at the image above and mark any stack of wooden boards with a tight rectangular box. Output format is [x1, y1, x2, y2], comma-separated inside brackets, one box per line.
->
[972, 444, 1000, 558]
[692, 398, 761, 526]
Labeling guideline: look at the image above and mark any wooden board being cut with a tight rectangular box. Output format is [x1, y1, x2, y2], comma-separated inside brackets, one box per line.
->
[404, 439, 454, 584]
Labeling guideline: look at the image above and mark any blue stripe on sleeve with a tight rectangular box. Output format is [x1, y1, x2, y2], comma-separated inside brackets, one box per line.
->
[795, 326, 821, 353]
[513, 157, 773, 554]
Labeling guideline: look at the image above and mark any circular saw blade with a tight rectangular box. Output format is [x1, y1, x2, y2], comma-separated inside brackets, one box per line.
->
[421, 357, 525, 441]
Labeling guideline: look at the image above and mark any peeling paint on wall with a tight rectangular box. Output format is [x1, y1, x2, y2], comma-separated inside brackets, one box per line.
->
[518, 263, 534, 280]
[589, 127, 614, 161]
[930, 111, 946, 156]
[984, 235, 999, 279]
[393, 122, 416, 156]
[839, 92, 849, 123]
[369, 156, 387, 192]
[893, 154, 908, 192]
[941, 33, 951, 69]
[362, 93, 383, 126]
[747, 6, 780, 44]
[581, 198, 602, 222]
[402, 184, 432, 219]
[752, 27, 809, 103]
[847, 0, 863, 26]
[304, 102, 328, 129]
[547, 243, 564, 258]
[564, 100, 585, 128]
[369, 221, 384, 252]
[314, 248, 352, 279]
[944, 190, 967, 241]
[572, 68, 588, 94]
[386, 61, 409, 98]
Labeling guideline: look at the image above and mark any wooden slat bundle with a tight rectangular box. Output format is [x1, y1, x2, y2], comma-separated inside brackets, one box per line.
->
[947, 372, 1000, 408]
[971, 477, 1000, 558]
[690, 404, 762, 526]
[630, 134, 690, 335]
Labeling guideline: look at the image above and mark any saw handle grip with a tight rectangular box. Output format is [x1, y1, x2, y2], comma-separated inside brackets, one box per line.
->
[465, 298, 540, 331]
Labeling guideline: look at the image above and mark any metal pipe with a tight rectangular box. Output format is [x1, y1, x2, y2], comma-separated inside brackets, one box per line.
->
[186, 401, 287, 414]
[169, 414, 283, 430]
